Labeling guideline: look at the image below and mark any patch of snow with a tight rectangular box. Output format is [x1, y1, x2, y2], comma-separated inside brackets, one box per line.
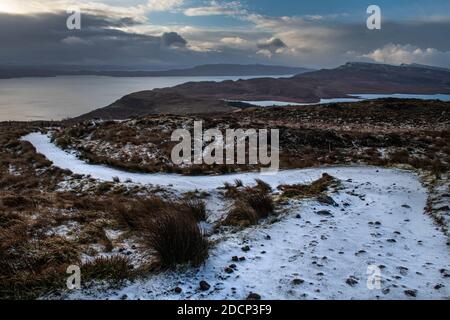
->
[8, 164, 21, 176]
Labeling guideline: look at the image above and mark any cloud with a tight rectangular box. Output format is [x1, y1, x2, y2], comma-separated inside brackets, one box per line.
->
[0, 0, 184, 22]
[146, 0, 184, 12]
[184, 1, 245, 17]
[0, 12, 195, 66]
[2, 1, 450, 68]
[257, 37, 287, 57]
[161, 32, 187, 47]
[61, 36, 93, 45]
[219, 36, 252, 49]
[362, 43, 450, 66]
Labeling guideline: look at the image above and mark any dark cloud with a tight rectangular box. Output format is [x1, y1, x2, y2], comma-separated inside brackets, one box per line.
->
[0, 12, 192, 67]
[257, 38, 287, 53]
[161, 32, 187, 48]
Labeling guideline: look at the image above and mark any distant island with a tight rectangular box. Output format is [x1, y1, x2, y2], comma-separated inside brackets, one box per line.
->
[0, 64, 312, 79]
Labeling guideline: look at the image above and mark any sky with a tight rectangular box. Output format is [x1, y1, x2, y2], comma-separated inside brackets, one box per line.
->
[0, 0, 449, 69]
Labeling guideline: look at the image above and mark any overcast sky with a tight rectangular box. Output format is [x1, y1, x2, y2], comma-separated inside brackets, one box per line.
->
[1, 0, 450, 69]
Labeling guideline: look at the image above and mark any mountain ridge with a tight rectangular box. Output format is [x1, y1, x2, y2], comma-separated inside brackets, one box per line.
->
[0, 64, 312, 79]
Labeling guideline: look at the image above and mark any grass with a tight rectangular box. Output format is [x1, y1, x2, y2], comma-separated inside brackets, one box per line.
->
[144, 209, 209, 268]
[181, 198, 207, 222]
[221, 180, 275, 227]
[0, 225, 80, 299]
[82, 256, 133, 283]
[113, 196, 209, 268]
[278, 173, 338, 198]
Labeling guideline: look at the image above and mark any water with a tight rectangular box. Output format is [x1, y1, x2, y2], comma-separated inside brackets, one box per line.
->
[2, 75, 449, 121]
[0, 75, 281, 122]
[352, 93, 450, 101]
[240, 94, 450, 107]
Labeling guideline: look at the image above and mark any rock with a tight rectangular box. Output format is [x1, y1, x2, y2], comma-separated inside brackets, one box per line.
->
[246, 293, 261, 300]
[382, 288, 390, 295]
[397, 266, 409, 276]
[316, 210, 333, 216]
[241, 245, 251, 252]
[434, 284, 444, 290]
[174, 287, 182, 294]
[224, 267, 234, 274]
[232, 256, 239, 262]
[292, 279, 305, 285]
[295, 214, 301, 219]
[265, 235, 271, 240]
[239, 257, 246, 261]
[346, 276, 359, 286]
[439, 269, 449, 277]
[199, 281, 211, 291]
[387, 239, 397, 243]
[401, 204, 411, 209]
[317, 195, 338, 206]
[404, 289, 417, 297]
[229, 264, 237, 269]
[120, 294, 128, 300]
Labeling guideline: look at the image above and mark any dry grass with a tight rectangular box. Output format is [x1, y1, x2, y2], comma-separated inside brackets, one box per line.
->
[221, 180, 275, 227]
[144, 210, 209, 268]
[0, 224, 80, 299]
[82, 256, 133, 283]
[279, 173, 338, 198]
[181, 198, 207, 222]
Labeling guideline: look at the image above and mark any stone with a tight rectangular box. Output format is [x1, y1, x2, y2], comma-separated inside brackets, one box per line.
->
[246, 293, 261, 300]
[199, 281, 211, 291]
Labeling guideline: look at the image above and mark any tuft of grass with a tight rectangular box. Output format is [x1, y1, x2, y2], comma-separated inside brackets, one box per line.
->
[82, 256, 133, 284]
[113, 197, 166, 231]
[223, 201, 259, 227]
[221, 181, 274, 228]
[144, 210, 209, 268]
[180, 198, 207, 222]
[254, 179, 272, 193]
[278, 173, 337, 198]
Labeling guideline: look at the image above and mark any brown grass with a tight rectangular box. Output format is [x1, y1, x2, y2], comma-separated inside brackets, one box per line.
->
[144, 210, 209, 268]
[278, 173, 338, 198]
[180, 198, 207, 222]
[82, 256, 133, 283]
[221, 180, 274, 227]
[0, 224, 80, 299]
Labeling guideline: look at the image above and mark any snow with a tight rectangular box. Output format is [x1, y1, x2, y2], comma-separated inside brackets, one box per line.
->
[24, 132, 450, 300]
[61, 167, 449, 300]
[22, 132, 419, 192]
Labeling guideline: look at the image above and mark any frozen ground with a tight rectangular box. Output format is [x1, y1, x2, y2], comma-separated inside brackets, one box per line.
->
[24, 132, 450, 300]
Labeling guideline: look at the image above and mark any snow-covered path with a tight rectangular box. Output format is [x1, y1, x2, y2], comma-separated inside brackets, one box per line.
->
[19, 132, 431, 191]
[23, 132, 450, 299]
